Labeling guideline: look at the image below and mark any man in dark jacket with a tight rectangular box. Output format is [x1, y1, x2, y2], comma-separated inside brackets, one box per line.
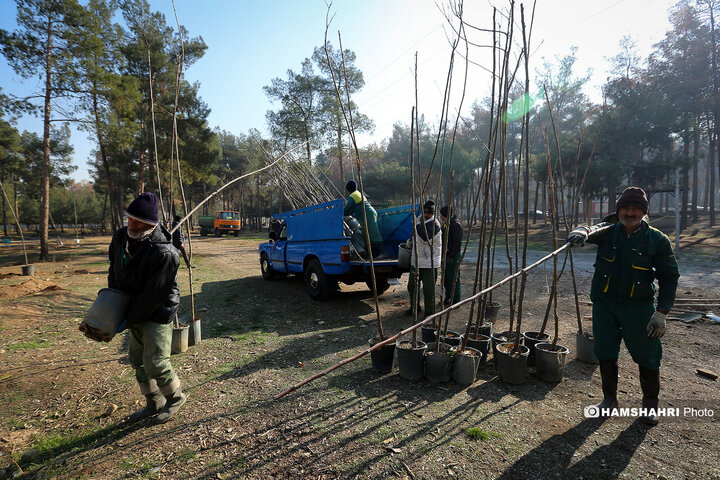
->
[567, 187, 679, 424]
[440, 205, 463, 306]
[109, 192, 185, 424]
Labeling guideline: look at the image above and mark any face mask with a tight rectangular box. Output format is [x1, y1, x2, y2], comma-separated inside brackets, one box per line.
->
[127, 225, 155, 240]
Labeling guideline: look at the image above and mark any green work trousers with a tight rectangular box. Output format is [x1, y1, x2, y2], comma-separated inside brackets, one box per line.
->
[592, 298, 662, 370]
[408, 268, 438, 315]
[128, 321, 176, 388]
[444, 254, 462, 304]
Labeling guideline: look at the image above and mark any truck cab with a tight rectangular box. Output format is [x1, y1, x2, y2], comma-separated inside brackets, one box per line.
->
[259, 199, 415, 300]
[199, 211, 241, 237]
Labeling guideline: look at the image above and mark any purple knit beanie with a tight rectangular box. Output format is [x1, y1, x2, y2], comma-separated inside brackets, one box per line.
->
[126, 192, 159, 225]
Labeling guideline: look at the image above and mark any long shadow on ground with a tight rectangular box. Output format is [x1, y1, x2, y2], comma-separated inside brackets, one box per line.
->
[495, 418, 650, 479]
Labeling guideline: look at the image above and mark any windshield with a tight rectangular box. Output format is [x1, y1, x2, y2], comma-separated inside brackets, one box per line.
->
[221, 212, 239, 220]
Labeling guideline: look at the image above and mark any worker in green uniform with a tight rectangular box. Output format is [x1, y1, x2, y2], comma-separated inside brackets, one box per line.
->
[344, 180, 386, 259]
[440, 205, 462, 306]
[567, 187, 679, 425]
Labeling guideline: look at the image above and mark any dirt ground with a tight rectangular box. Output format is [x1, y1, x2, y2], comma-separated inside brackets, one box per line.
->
[0, 223, 719, 479]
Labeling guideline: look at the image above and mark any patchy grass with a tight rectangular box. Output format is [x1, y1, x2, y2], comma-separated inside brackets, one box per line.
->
[25, 425, 122, 468]
[5, 338, 53, 351]
[465, 427, 500, 441]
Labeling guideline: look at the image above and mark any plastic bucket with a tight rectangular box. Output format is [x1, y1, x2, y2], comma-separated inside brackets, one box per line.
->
[369, 338, 396, 374]
[576, 331, 599, 364]
[188, 320, 202, 346]
[397, 244, 411, 269]
[172, 325, 189, 354]
[535, 342, 569, 382]
[397, 340, 427, 380]
[80, 288, 131, 342]
[453, 347, 481, 385]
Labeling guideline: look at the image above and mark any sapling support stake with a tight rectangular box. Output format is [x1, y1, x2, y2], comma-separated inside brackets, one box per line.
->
[0, 180, 28, 266]
[568, 248, 584, 335]
[321, 16, 383, 339]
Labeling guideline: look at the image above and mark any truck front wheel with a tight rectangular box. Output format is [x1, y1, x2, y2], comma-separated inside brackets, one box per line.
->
[305, 259, 329, 301]
[367, 277, 390, 295]
[214, 228, 221, 237]
[260, 253, 276, 280]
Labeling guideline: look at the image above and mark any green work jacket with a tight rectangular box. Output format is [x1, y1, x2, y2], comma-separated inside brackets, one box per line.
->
[587, 220, 679, 312]
[344, 191, 383, 244]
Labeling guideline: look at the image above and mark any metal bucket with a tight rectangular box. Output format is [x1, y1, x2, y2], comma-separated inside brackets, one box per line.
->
[80, 288, 131, 342]
[397, 244, 411, 269]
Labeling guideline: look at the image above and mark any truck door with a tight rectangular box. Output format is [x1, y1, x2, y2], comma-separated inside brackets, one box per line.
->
[269, 222, 288, 273]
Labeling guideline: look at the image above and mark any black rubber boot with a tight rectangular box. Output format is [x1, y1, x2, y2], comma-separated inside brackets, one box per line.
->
[597, 360, 619, 415]
[127, 390, 166, 423]
[639, 366, 660, 425]
[155, 385, 187, 424]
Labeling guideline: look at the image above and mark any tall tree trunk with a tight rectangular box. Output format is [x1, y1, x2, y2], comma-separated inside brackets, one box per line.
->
[93, 93, 122, 231]
[681, 128, 690, 231]
[710, 0, 718, 227]
[532, 180, 539, 224]
[692, 121, 699, 222]
[711, 130, 717, 226]
[608, 176, 617, 213]
[2, 170, 6, 237]
[39, 15, 53, 261]
[13, 174, 19, 234]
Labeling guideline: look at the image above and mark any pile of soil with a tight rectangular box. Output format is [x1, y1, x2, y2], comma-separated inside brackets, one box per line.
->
[0, 278, 64, 301]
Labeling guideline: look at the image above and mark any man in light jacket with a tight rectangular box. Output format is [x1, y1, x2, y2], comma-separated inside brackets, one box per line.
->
[406, 201, 443, 317]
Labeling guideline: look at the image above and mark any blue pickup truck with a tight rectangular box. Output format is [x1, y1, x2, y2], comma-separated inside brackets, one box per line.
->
[258, 199, 415, 300]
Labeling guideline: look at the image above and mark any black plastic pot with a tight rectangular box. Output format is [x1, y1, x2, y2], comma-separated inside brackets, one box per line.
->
[421, 325, 437, 344]
[535, 342, 569, 382]
[452, 346, 481, 386]
[522, 331, 550, 367]
[576, 331, 599, 364]
[475, 323, 492, 337]
[495, 342, 529, 384]
[490, 330, 511, 359]
[483, 301, 501, 323]
[440, 330, 463, 347]
[396, 340, 426, 380]
[466, 334, 491, 367]
[424, 342, 453, 383]
[369, 338, 396, 374]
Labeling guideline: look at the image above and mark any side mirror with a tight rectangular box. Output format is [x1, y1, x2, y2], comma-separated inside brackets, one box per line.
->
[269, 231, 278, 241]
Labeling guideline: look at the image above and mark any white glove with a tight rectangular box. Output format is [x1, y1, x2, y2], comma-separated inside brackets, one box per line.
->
[566, 226, 590, 246]
[646, 311, 667, 339]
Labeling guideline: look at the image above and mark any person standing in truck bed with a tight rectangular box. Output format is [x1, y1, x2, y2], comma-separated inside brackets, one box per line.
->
[344, 180, 386, 259]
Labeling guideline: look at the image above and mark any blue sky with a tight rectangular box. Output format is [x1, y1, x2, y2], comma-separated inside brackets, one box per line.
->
[1, 0, 675, 182]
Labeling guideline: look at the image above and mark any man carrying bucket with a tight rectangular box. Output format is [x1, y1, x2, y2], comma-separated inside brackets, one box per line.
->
[567, 187, 679, 424]
[108, 192, 186, 424]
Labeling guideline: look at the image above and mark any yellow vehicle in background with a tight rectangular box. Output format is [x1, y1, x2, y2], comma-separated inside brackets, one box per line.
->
[198, 211, 241, 237]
